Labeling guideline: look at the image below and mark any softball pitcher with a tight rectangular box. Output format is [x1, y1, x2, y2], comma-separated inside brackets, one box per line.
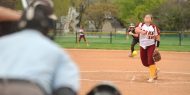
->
[135, 14, 160, 82]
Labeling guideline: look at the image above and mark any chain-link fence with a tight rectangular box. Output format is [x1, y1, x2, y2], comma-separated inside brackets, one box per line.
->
[55, 31, 190, 46]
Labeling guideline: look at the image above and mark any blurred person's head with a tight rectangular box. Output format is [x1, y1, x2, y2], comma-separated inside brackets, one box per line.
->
[18, 0, 57, 38]
[87, 83, 121, 95]
[129, 23, 135, 29]
[144, 14, 153, 24]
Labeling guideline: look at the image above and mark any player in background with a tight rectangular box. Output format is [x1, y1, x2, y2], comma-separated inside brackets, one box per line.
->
[127, 23, 139, 57]
[78, 25, 89, 46]
[135, 14, 160, 82]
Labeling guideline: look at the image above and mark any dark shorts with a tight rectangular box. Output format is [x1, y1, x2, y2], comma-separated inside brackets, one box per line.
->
[131, 38, 139, 46]
[79, 35, 86, 42]
[140, 44, 155, 67]
[130, 38, 139, 53]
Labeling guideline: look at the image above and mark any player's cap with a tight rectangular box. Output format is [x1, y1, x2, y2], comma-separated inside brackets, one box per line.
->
[87, 82, 121, 95]
[18, 0, 57, 29]
[129, 23, 135, 28]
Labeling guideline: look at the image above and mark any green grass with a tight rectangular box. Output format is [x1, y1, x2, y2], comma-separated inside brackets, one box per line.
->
[55, 33, 190, 52]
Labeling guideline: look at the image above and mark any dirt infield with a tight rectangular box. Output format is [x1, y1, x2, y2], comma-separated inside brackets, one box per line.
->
[66, 49, 190, 95]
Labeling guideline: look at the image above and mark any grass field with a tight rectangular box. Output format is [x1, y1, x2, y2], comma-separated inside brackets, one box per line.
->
[55, 32, 190, 52]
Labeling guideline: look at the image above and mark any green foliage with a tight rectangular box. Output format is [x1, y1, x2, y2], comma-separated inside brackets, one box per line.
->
[54, 0, 88, 17]
[53, 0, 70, 17]
[114, 0, 165, 26]
[152, 0, 190, 31]
[115, 0, 190, 30]
[14, 0, 190, 31]
[15, 0, 70, 17]
[15, 0, 22, 10]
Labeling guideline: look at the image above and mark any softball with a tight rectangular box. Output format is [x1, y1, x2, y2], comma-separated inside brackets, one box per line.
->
[132, 51, 138, 56]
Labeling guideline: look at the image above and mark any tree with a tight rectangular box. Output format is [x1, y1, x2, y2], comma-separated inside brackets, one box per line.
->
[114, 0, 190, 30]
[114, 0, 165, 26]
[15, 0, 70, 17]
[83, 2, 118, 31]
[53, 0, 70, 16]
[151, 0, 190, 31]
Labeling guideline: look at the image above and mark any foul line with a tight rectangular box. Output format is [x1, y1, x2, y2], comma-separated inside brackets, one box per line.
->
[80, 70, 190, 75]
[80, 70, 190, 85]
[80, 79, 190, 85]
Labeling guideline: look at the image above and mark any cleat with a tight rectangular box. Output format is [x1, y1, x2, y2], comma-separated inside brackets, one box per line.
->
[128, 53, 133, 57]
[147, 78, 155, 83]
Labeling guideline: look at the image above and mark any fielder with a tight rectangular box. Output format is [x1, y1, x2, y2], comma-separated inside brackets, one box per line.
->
[135, 14, 161, 82]
[127, 23, 139, 57]
[78, 25, 89, 46]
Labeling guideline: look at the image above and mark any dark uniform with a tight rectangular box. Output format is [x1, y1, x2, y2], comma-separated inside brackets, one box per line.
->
[128, 27, 139, 54]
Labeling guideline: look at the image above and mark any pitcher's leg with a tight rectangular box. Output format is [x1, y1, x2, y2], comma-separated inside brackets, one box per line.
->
[140, 47, 149, 67]
[147, 45, 155, 66]
[147, 45, 158, 82]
